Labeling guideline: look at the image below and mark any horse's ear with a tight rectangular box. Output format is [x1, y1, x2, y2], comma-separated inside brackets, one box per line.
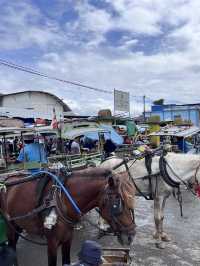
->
[108, 176, 115, 188]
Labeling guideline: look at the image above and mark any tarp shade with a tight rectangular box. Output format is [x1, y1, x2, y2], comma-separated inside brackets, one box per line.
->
[85, 125, 123, 145]
[125, 120, 137, 136]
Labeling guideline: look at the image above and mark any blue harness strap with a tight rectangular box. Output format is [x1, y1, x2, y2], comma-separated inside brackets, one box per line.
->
[31, 170, 82, 215]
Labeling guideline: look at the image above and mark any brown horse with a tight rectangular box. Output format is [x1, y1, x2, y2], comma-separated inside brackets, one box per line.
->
[0, 167, 136, 266]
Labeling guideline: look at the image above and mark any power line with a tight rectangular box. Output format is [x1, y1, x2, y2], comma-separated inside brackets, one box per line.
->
[0, 59, 112, 94]
[0, 58, 154, 101]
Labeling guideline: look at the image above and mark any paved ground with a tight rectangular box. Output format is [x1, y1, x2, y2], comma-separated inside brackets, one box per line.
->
[17, 189, 200, 266]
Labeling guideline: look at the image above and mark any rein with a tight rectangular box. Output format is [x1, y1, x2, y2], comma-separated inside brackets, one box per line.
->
[34, 171, 82, 215]
[0, 171, 82, 216]
[124, 159, 153, 200]
[111, 156, 154, 200]
[1, 169, 135, 244]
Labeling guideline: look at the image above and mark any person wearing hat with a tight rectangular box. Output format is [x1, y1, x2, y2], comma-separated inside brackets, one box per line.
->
[71, 240, 102, 266]
[16, 134, 47, 173]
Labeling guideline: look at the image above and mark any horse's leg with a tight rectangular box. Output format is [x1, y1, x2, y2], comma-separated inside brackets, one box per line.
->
[47, 238, 58, 266]
[160, 191, 171, 242]
[153, 196, 165, 249]
[62, 238, 72, 266]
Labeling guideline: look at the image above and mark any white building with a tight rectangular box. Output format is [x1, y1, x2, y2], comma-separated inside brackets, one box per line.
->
[0, 91, 73, 120]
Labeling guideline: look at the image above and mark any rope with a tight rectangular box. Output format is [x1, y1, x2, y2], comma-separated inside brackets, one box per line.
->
[123, 159, 153, 200]
[109, 154, 155, 200]
[2, 171, 81, 215]
[25, 171, 82, 215]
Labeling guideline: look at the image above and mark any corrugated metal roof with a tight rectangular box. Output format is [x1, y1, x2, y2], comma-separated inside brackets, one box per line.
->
[62, 127, 109, 140]
[149, 126, 200, 138]
[0, 127, 34, 135]
[0, 90, 71, 112]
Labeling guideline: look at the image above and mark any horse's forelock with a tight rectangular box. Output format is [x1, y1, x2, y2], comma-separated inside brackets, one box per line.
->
[121, 180, 135, 210]
[114, 173, 135, 210]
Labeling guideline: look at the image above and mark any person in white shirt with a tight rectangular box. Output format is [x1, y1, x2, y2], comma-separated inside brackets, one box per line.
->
[71, 138, 81, 155]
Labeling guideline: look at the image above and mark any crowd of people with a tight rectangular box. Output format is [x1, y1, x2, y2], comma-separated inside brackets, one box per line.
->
[0, 133, 119, 167]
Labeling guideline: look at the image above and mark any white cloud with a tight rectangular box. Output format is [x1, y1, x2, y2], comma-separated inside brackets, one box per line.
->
[0, 1, 64, 50]
[1, 0, 200, 116]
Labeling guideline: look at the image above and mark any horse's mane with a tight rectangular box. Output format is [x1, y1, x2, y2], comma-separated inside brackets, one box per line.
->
[71, 167, 112, 180]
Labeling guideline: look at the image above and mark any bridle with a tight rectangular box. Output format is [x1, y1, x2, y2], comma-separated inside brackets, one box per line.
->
[1, 170, 135, 246]
[99, 180, 135, 239]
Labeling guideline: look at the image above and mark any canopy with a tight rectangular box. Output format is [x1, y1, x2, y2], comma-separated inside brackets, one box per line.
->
[62, 127, 108, 140]
[85, 125, 124, 145]
[149, 126, 200, 138]
[61, 121, 107, 139]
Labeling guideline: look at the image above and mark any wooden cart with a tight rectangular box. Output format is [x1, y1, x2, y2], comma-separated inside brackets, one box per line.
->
[102, 248, 132, 266]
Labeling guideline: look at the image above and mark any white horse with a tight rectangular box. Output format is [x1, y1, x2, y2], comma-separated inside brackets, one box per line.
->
[100, 153, 200, 248]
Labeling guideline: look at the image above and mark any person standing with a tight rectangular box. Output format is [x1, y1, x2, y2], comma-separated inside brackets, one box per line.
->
[103, 139, 117, 158]
[70, 137, 81, 155]
[17, 134, 47, 173]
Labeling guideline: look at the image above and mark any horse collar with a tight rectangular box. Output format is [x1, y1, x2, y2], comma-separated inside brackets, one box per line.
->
[159, 156, 180, 188]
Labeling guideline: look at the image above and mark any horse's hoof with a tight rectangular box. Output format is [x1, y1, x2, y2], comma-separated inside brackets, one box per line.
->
[155, 242, 165, 249]
[153, 232, 159, 240]
[161, 233, 171, 242]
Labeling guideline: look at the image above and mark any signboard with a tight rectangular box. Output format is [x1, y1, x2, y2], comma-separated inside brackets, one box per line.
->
[114, 89, 130, 113]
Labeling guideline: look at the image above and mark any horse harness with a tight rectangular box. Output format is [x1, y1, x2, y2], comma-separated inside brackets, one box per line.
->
[98, 178, 135, 240]
[4, 170, 78, 227]
[1, 168, 135, 242]
[158, 152, 200, 216]
[144, 152, 155, 200]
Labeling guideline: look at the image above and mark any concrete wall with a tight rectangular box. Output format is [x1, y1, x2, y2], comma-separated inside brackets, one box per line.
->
[148, 108, 200, 126]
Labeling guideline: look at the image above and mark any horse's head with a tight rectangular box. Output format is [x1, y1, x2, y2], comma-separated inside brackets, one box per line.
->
[99, 172, 136, 245]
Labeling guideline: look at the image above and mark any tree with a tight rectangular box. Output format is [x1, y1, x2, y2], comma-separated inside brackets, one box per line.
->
[153, 99, 164, 105]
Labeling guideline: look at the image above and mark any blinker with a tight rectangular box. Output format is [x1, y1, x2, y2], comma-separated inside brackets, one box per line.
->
[111, 195, 123, 216]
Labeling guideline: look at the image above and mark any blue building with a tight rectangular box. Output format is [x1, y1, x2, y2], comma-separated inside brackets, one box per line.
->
[146, 104, 200, 126]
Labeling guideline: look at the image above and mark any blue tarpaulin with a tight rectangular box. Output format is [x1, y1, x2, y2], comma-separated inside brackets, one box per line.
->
[85, 125, 123, 145]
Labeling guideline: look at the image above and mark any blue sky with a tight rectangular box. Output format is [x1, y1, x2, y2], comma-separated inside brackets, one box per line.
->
[0, 0, 200, 115]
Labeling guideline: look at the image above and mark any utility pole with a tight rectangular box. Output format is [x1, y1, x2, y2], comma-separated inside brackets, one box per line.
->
[143, 95, 146, 122]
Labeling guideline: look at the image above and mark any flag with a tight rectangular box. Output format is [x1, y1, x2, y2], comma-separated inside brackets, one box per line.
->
[51, 108, 58, 129]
